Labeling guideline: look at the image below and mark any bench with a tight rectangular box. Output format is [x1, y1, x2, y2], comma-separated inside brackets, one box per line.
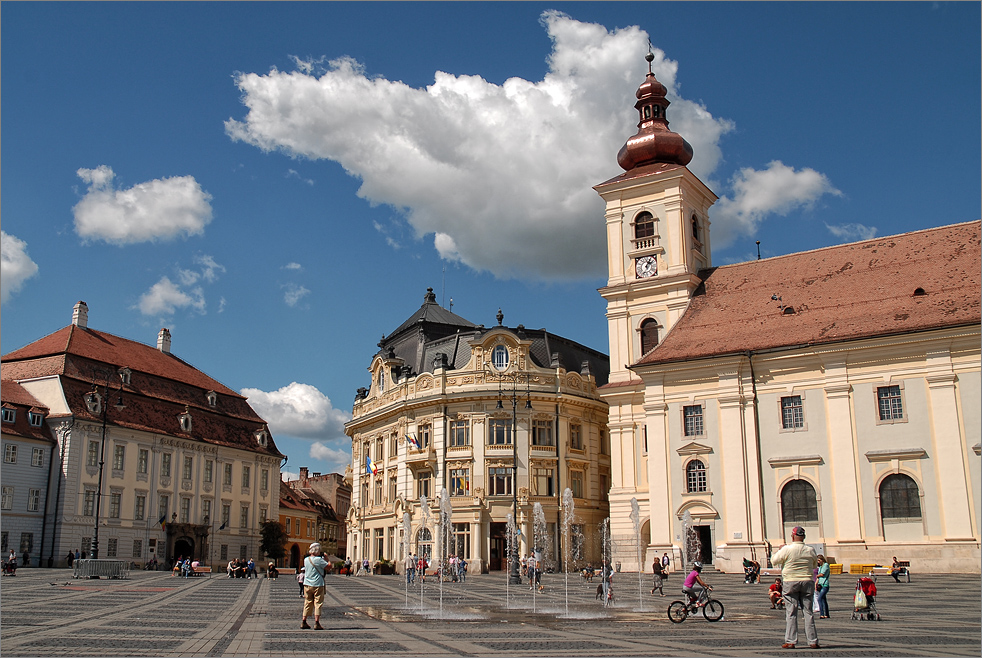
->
[192, 566, 212, 578]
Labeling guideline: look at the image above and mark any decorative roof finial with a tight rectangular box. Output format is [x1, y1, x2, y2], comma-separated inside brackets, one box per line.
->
[496, 308, 504, 326]
[646, 41, 654, 74]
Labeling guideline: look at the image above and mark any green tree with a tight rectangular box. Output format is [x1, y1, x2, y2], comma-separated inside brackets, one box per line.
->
[259, 520, 288, 561]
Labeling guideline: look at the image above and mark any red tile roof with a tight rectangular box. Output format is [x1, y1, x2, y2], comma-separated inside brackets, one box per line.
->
[2, 325, 283, 458]
[0, 381, 55, 444]
[636, 221, 981, 366]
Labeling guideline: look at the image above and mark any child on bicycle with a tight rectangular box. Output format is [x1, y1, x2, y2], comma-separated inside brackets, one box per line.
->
[682, 562, 711, 605]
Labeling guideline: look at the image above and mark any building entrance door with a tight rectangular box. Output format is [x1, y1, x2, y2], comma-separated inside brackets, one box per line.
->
[695, 526, 713, 564]
[489, 522, 506, 571]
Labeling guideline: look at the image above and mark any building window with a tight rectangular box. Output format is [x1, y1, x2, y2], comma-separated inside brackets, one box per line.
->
[86, 441, 98, 467]
[112, 445, 125, 470]
[258, 506, 266, 523]
[877, 385, 904, 421]
[416, 471, 431, 499]
[488, 467, 513, 496]
[389, 434, 398, 458]
[134, 494, 146, 521]
[418, 424, 431, 449]
[640, 319, 659, 355]
[599, 429, 609, 456]
[158, 494, 169, 519]
[138, 449, 149, 474]
[683, 405, 704, 437]
[161, 453, 172, 477]
[223, 463, 233, 486]
[452, 523, 471, 559]
[239, 505, 249, 529]
[447, 420, 468, 447]
[220, 544, 228, 561]
[202, 499, 211, 523]
[569, 424, 583, 451]
[28, 412, 43, 427]
[25, 488, 40, 512]
[599, 473, 609, 500]
[374, 478, 383, 505]
[1, 486, 13, 510]
[388, 474, 397, 501]
[531, 420, 554, 446]
[133, 539, 142, 558]
[488, 419, 512, 445]
[634, 212, 655, 239]
[781, 396, 804, 430]
[180, 498, 191, 523]
[4, 444, 17, 463]
[285, 518, 292, 535]
[1, 408, 14, 423]
[374, 439, 383, 462]
[533, 468, 555, 497]
[204, 460, 213, 483]
[182, 456, 193, 480]
[685, 460, 707, 493]
[109, 492, 121, 518]
[492, 344, 509, 371]
[261, 468, 269, 491]
[570, 470, 584, 498]
[375, 527, 384, 560]
[206, 390, 217, 407]
[31, 447, 44, 467]
[241, 465, 250, 489]
[450, 468, 470, 496]
[781, 479, 818, 523]
[879, 474, 921, 520]
[360, 481, 368, 506]
[83, 490, 96, 516]
[107, 537, 118, 558]
[377, 368, 385, 393]
[691, 215, 700, 241]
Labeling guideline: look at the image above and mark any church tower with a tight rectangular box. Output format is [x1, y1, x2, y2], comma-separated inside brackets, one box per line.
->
[595, 53, 718, 570]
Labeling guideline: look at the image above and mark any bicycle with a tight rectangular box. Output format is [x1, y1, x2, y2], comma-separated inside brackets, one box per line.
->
[667, 586, 724, 623]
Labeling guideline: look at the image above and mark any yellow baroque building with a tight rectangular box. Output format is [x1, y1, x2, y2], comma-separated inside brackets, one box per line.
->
[598, 63, 981, 573]
[345, 290, 610, 573]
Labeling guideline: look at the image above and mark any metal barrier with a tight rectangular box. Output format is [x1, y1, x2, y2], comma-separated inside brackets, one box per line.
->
[72, 559, 131, 579]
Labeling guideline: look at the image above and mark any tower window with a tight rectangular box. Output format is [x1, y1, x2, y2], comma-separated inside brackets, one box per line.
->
[640, 319, 659, 355]
[691, 215, 700, 241]
[651, 105, 661, 118]
[643, 106, 651, 119]
[634, 212, 655, 239]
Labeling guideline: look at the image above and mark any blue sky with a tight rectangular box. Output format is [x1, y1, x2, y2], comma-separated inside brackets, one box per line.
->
[3, 2, 979, 477]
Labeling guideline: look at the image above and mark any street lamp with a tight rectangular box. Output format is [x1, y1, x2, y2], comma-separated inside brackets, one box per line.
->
[83, 371, 125, 560]
[485, 349, 532, 586]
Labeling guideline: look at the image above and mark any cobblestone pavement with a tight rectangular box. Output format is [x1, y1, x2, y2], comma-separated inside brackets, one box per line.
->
[1, 568, 979, 656]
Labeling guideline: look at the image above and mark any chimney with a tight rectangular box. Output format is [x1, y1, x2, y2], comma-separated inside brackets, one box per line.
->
[72, 301, 89, 329]
[300, 467, 309, 486]
[157, 328, 172, 353]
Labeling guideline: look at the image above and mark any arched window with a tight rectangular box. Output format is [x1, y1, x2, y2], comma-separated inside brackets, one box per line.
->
[634, 212, 655, 239]
[377, 368, 385, 393]
[491, 344, 509, 371]
[781, 479, 818, 523]
[686, 460, 707, 493]
[879, 474, 921, 520]
[640, 319, 659, 354]
[691, 215, 700, 241]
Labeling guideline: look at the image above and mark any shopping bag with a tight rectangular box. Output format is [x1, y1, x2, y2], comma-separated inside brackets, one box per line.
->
[854, 588, 867, 609]
[813, 590, 821, 613]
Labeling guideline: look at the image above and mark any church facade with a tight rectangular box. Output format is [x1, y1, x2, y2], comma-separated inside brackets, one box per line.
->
[598, 57, 981, 573]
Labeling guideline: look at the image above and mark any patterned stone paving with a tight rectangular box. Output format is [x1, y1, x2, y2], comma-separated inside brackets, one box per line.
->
[1, 568, 978, 656]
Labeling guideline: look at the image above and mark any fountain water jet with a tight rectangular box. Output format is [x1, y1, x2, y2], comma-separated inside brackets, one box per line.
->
[561, 487, 575, 617]
[419, 495, 433, 613]
[505, 512, 516, 608]
[402, 511, 412, 608]
[439, 487, 453, 617]
[630, 497, 644, 610]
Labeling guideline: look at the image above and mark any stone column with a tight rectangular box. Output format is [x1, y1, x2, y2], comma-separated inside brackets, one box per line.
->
[824, 383, 864, 541]
[926, 371, 974, 539]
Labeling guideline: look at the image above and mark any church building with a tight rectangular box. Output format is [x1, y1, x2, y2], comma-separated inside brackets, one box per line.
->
[597, 54, 981, 573]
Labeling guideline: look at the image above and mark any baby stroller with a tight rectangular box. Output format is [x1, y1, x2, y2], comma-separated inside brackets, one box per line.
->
[2, 559, 16, 576]
[851, 577, 880, 620]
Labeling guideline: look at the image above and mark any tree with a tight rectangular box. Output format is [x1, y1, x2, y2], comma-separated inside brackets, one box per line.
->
[259, 520, 288, 561]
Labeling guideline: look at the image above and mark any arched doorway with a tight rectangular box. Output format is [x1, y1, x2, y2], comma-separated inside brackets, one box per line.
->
[174, 537, 194, 564]
[290, 544, 301, 569]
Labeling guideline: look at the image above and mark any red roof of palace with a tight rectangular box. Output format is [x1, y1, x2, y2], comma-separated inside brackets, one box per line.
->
[636, 221, 981, 366]
[0, 381, 55, 444]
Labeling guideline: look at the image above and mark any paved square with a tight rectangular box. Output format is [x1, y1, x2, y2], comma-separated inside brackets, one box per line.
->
[1, 568, 978, 656]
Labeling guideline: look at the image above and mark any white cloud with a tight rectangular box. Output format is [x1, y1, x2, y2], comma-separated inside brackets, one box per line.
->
[283, 262, 303, 271]
[226, 11, 734, 280]
[240, 382, 351, 440]
[1, 231, 40, 304]
[711, 161, 842, 247]
[133, 254, 223, 318]
[134, 276, 206, 316]
[286, 169, 315, 185]
[73, 165, 213, 244]
[309, 441, 351, 467]
[825, 222, 878, 242]
[283, 283, 311, 307]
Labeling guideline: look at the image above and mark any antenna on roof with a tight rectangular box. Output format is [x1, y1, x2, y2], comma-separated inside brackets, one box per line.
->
[449, 297, 453, 312]
[756, 240, 761, 260]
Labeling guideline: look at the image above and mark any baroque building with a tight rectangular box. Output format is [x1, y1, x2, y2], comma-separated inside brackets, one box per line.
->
[0, 302, 285, 567]
[598, 57, 981, 573]
[345, 289, 610, 573]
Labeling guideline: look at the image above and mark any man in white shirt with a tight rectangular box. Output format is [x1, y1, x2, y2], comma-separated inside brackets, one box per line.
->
[770, 526, 819, 649]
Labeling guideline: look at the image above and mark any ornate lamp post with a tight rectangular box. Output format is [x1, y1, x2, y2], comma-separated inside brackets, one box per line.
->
[485, 310, 532, 585]
[83, 371, 125, 560]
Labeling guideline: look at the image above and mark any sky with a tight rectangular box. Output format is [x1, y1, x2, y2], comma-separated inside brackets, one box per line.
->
[2, 2, 980, 478]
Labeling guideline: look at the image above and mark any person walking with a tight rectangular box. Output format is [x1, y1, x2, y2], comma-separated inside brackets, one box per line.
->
[815, 555, 831, 619]
[661, 552, 670, 572]
[771, 526, 819, 649]
[650, 557, 665, 596]
[300, 543, 328, 630]
[405, 553, 416, 585]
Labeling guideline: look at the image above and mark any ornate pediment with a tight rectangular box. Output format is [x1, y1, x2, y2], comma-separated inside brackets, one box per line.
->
[677, 442, 713, 456]
[864, 448, 927, 462]
[767, 454, 824, 468]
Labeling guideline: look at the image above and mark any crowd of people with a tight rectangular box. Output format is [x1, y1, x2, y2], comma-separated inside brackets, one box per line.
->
[225, 557, 257, 578]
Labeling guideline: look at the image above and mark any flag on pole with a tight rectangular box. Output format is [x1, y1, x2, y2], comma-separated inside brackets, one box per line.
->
[219, 521, 227, 530]
[366, 455, 378, 475]
[406, 434, 419, 451]
[158, 513, 167, 530]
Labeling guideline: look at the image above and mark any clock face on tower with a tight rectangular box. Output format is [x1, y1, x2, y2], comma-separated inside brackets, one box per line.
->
[635, 255, 657, 278]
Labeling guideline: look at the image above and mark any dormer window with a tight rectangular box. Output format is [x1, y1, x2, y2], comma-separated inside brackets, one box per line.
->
[255, 429, 268, 447]
[1, 408, 15, 424]
[118, 367, 132, 386]
[28, 411, 44, 427]
[377, 368, 385, 393]
[206, 391, 217, 407]
[179, 406, 192, 433]
[491, 344, 509, 371]
[84, 391, 102, 415]
[913, 287, 926, 296]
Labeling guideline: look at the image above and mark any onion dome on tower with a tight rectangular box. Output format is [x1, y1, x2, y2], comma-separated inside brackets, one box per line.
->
[616, 51, 693, 171]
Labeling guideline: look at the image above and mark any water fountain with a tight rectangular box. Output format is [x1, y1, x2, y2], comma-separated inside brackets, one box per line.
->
[505, 512, 516, 608]
[600, 517, 612, 607]
[438, 487, 453, 617]
[532, 502, 547, 612]
[682, 509, 700, 571]
[561, 487, 575, 617]
[630, 498, 643, 610]
[418, 495, 433, 613]
[402, 511, 412, 608]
